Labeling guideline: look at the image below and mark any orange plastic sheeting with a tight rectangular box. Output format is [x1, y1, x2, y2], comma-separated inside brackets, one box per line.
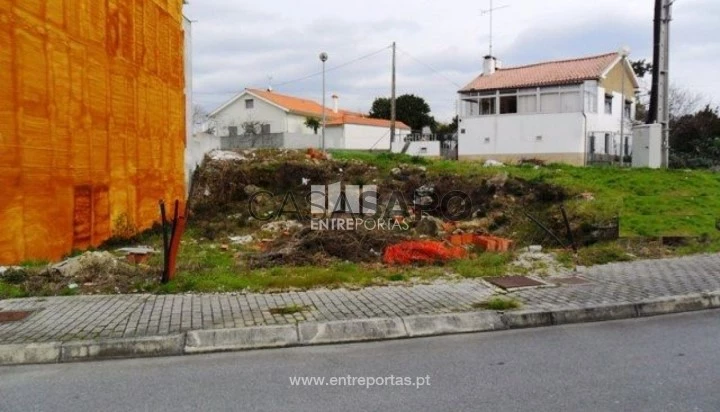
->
[0, 0, 186, 264]
[384, 241, 467, 266]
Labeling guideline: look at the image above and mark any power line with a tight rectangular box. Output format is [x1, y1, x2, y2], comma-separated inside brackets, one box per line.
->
[195, 45, 392, 97]
[396, 47, 463, 89]
[275, 45, 392, 87]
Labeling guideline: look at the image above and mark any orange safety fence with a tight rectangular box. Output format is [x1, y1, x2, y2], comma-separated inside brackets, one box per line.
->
[0, 0, 187, 264]
[384, 240, 467, 265]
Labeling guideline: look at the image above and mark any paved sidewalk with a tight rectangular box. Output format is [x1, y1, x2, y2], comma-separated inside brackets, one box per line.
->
[2, 254, 720, 347]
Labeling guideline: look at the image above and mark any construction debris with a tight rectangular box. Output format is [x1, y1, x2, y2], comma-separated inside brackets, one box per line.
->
[209, 150, 246, 161]
[229, 235, 254, 245]
[484, 159, 505, 167]
[384, 241, 466, 265]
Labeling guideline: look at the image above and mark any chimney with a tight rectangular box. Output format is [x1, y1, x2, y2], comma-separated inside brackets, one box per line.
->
[483, 55, 497, 76]
[332, 94, 339, 114]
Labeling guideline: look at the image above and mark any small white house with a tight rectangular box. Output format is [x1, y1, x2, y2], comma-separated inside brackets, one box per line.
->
[458, 51, 639, 165]
[207, 88, 411, 150]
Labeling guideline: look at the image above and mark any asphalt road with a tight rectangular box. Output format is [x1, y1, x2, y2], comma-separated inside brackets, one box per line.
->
[1, 310, 719, 412]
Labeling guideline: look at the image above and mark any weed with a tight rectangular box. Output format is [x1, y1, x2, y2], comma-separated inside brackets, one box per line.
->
[577, 243, 635, 266]
[474, 297, 521, 311]
[452, 253, 513, 278]
[268, 305, 308, 315]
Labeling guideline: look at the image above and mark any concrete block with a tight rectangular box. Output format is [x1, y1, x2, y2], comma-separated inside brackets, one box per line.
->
[703, 291, 720, 308]
[60, 335, 184, 362]
[298, 318, 407, 344]
[184, 325, 298, 354]
[552, 303, 637, 325]
[502, 310, 554, 329]
[403, 312, 505, 337]
[636, 295, 709, 317]
[0, 343, 61, 365]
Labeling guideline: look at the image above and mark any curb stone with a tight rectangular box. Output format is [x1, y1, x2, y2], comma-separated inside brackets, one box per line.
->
[0, 343, 61, 365]
[298, 318, 407, 344]
[403, 312, 505, 337]
[60, 334, 185, 363]
[2, 293, 720, 366]
[185, 325, 298, 354]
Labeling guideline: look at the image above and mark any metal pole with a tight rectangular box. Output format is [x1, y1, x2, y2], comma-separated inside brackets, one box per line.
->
[322, 62, 326, 152]
[661, 0, 672, 168]
[390, 42, 397, 144]
[620, 54, 626, 167]
[319, 52, 328, 152]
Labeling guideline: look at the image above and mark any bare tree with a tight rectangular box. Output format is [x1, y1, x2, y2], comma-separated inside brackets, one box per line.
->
[192, 104, 209, 133]
[669, 84, 705, 120]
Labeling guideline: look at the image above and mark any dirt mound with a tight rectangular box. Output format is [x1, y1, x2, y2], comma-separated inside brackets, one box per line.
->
[249, 228, 408, 268]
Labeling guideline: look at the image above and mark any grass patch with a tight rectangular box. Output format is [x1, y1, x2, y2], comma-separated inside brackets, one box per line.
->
[0, 281, 29, 299]
[268, 305, 308, 315]
[451, 253, 513, 278]
[576, 242, 636, 266]
[474, 297, 522, 311]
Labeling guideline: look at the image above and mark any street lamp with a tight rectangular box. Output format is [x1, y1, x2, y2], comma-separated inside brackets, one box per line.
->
[319, 52, 328, 152]
[619, 46, 630, 167]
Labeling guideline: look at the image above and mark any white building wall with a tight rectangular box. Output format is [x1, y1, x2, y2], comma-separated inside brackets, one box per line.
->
[324, 127, 345, 149]
[391, 141, 442, 157]
[585, 85, 635, 157]
[185, 133, 222, 182]
[211, 93, 288, 135]
[342, 125, 410, 150]
[459, 112, 586, 159]
[286, 113, 317, 134]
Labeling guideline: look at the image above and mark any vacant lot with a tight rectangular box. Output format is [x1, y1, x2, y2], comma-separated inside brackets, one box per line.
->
[2, 150, 719, 298]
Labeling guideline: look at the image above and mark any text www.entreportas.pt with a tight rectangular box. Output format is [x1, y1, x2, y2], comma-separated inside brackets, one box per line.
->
[289, 375, 431, 389]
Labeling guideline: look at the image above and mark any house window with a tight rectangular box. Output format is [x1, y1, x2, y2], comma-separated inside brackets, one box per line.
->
[604, 94, 613, 114]
[517, 94, 537, 113]
[585, 91, 598, 113]
[261, 124, 271, 134]
[604, 133, 611, 155]
[624, 100, 632, 119]
[245, 99, 254, 109]
[499, 96, 517, 114]
[624, 136, 630, 156]
[561, 92, 581, 112]
[480, 97, 496, 115]
[228, 126, 238, 137]
[540, 92, 560, 113]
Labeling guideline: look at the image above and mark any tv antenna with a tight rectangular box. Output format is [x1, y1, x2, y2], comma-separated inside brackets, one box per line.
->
[481, 0, 510, 56]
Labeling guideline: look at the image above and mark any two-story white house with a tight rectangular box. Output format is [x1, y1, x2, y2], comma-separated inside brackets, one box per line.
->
[458, 51, 640, 165]
[207, 88, 411, 150]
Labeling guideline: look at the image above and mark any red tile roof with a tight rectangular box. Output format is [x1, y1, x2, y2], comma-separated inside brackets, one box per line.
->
[247, 88, 410, 129]
[460, 52, 620, 92]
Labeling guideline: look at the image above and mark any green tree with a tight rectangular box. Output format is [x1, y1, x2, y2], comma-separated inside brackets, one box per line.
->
[669, 105, 720, 168]
[369, 94, 436, 132]
[436, 116, 459, 135]
[304, 117, 321, 134]
[630, 59, 653, 78]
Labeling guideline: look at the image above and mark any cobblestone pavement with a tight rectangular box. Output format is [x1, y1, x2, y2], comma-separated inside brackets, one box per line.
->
[1, 254, 720, 344]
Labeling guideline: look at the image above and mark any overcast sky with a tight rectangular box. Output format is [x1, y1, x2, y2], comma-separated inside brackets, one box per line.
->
[186, 0, 718, 122]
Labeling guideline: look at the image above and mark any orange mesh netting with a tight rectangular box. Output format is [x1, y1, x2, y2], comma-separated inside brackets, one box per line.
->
[0, 0, 187, 264]
[384, 241, 467, 265]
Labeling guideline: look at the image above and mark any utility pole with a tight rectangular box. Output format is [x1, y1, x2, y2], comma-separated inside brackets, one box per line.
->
[648, 0, 673, 168]
[659, 0, 672, 168]
[390, 41, 397, 144]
